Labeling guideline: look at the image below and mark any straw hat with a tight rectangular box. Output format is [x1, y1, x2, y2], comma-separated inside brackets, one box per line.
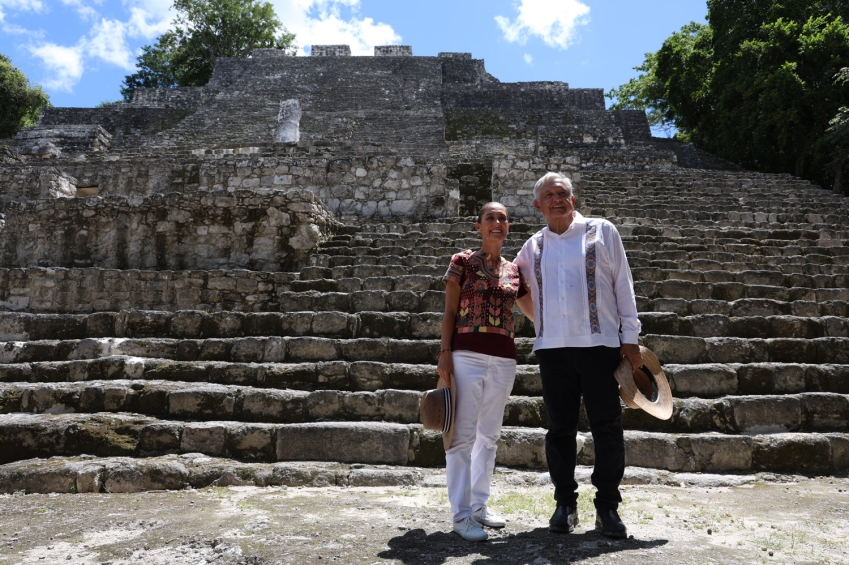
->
[614, 346, 673, 420]
[419, 376, 456, 450]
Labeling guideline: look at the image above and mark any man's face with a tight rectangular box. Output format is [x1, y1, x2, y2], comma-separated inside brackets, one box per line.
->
[534, 180, 576, 223]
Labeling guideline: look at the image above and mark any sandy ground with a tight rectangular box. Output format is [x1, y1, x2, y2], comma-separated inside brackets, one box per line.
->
[1, 468, 848, 565]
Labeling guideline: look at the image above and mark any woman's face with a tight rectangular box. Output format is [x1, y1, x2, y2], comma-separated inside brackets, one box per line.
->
[476, 203, 510, 244]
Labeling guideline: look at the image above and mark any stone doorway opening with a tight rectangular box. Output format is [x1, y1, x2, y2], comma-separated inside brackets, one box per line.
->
[448, 161, 493, 217]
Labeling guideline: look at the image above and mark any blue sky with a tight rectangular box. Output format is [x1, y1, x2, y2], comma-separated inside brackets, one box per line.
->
[0, 0, 708, 111]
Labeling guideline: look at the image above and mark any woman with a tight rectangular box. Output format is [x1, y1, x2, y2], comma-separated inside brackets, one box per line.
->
[438, 201, 532, 542]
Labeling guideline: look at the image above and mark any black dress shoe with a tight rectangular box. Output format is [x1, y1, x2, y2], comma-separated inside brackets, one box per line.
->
[595, 508, 627, 539]
[549, 505, 579, 533]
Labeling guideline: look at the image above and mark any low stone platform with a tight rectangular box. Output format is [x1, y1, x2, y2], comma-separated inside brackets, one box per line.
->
[0, 465, 846, 565]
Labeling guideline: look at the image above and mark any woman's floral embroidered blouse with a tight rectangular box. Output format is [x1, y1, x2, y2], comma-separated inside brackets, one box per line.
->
[442, 250, 529, 359]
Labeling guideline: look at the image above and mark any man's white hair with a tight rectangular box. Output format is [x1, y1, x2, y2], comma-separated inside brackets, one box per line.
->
[533, 172, 573, 201]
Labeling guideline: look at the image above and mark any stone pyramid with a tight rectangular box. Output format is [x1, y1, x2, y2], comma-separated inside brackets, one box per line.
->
[0, 46, 846, 493]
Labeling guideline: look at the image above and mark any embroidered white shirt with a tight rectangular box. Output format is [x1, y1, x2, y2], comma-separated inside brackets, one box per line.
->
[514, 212, 641, 351]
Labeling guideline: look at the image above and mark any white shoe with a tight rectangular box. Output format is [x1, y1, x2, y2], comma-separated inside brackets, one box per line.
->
[472, 506, 506, 528]
[453, 517, 488, 541]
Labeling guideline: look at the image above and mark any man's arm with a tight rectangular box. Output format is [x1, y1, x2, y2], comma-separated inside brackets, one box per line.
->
[606, 223, 643, 370]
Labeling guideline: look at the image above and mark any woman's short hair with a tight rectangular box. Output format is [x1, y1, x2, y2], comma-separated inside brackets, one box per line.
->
[533, 172, 573, 201]
[477, 201, 509, 223]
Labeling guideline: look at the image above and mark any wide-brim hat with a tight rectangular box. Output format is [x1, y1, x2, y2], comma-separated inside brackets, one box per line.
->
[419, 376, 457, 451]
[614, 346, 673, 420]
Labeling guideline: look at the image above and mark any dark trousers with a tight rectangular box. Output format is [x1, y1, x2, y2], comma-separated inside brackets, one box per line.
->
[535, 346, 624, 510]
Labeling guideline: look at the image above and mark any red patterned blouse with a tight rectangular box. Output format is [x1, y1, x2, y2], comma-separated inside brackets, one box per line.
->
[442, 250, 529, 360]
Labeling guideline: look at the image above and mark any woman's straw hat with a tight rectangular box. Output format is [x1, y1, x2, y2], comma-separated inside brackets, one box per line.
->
[419, 376, 456, 450]
[614, 346, 673, 420]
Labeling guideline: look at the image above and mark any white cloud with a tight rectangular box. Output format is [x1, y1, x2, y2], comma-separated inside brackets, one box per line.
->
[0, 0, 45, 12]
[495, 0, 590, 50]
[58, 0, 98, 20]
[27, 42, 85, 91]
[523, 53, 532, 65]
[0, 0, 43, 30]
[123, 0, 174, 38]
[86, 18, 135, 70]
[17, 0, 173, 93]
[269, 0, 400, 55]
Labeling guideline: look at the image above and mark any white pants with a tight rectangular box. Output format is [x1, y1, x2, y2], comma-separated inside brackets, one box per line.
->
[446, 350, 516, 522]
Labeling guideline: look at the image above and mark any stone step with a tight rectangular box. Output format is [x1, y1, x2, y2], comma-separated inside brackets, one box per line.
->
[0, 413, 845, 475]
[300, 263, 849, 288]
[0, 456, 427, 493]
[643, 335, 849, 365]
[2, 308, 845, 343]
[3, 356, 848, 397]
[315, 242, 849, 262]
[639, 313, 849, 339]
[278, 289, 848, 316]
[0, 309, 495, 340]
[2, 334, 849, 366]
[0, 455, 784, 495]
[312, 252, 849, 276]
[1, 380, 846, 435]
[331, 233, 849, 252]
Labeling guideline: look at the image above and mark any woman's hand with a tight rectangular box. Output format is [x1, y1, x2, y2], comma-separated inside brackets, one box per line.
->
[437, 351, 453, 385]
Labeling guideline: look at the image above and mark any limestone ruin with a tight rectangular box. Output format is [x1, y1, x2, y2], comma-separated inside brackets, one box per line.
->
[0, 46, 847, 492]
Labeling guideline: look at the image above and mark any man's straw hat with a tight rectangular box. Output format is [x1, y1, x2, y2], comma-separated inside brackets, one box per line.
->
[614, 346, 673, 420]
[419, 376, 456, 450]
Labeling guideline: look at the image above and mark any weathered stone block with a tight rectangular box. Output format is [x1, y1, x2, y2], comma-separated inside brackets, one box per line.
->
[729, 396, 801, 433]
[181, 422, 227, 456]
[752, 433, 832, 475]
[276, 422, 410, 465]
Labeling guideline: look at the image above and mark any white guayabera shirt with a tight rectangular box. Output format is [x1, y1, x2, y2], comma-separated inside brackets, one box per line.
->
[514, 212, 641, 352]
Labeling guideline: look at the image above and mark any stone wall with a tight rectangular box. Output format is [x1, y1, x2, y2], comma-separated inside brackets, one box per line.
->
[39, 107, 196, 148]
[491, 150, 678, 219]
[0, 189, 338, 272]
[13, 125, 111, 158]
[131, 87, 212, 109]
[1, 151, 457, 218]
[0, 166, 78, 205]
[195, 154, 455, 218]
[491, 157, 581, 219]
[374, 46, 412, 56]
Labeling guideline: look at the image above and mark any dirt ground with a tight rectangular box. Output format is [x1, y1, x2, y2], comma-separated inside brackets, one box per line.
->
[1, 468, 848, 565]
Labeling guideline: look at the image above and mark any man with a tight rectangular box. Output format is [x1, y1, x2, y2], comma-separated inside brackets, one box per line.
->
[514, 172, 642, 539]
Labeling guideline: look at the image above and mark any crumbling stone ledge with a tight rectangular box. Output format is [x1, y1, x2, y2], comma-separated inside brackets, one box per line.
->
[0, 267, 299, 313]
[0, 455, 803, 495]
[0, 189, 340, 271]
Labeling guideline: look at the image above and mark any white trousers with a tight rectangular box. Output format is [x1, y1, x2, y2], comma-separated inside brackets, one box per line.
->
[446, 350, 516, 522]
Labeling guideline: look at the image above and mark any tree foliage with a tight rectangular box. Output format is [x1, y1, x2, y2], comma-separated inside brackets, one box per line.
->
[0, 54, 51, 139]
[607, 1, 849, 191]
[121, 0, 295, 102]
[826, 68, 849, 192]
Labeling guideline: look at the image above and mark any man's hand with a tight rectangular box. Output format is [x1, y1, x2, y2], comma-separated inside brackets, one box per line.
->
[620, 343, 642, 371]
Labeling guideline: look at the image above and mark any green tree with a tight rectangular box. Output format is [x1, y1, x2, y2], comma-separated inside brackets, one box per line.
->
[121, 0, 296, 102]
[826, 68, 849, 193]
[120, 32, 181, 102]
[0, 54, 51, 138]
[608, 1, 849, 190]
[606, 23, 710, 139]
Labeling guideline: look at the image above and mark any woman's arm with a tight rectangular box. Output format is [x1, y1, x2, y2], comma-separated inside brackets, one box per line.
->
[437, 281, 461, 384]
[516, 293, 534, 323]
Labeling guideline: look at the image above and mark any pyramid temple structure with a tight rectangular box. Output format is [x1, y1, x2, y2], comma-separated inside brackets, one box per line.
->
[0, 46, 847, 492]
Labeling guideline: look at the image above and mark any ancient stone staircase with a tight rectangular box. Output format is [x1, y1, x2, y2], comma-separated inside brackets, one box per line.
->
[0, 169, 847, 492]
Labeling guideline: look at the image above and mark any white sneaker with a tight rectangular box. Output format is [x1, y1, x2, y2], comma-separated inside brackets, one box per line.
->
[453, 517, 488, 541]
[472, 506, 506, 528]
